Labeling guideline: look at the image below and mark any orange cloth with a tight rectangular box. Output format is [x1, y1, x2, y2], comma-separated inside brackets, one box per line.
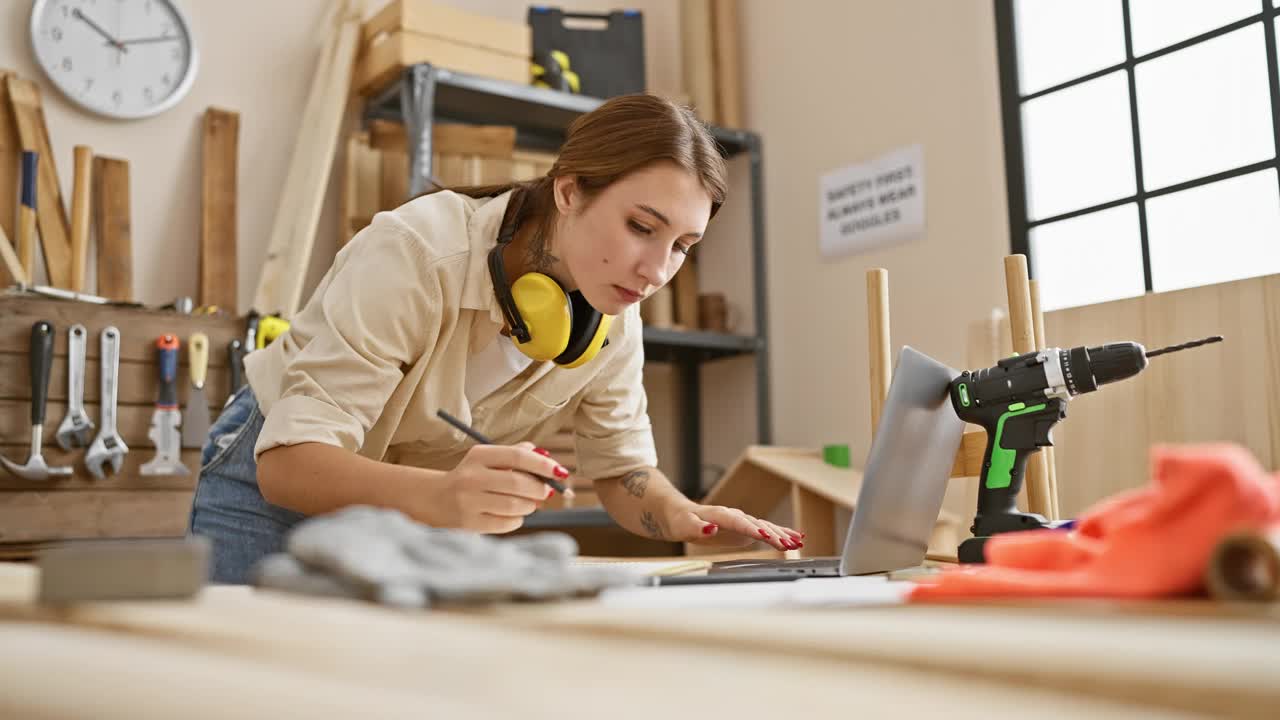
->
[911, 444, 1280, 601]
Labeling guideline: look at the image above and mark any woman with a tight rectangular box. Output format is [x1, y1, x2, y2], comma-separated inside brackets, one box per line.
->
[189, 93, 803, 584]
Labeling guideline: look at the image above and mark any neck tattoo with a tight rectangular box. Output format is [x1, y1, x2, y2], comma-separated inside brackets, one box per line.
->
[524, 227, 560, 275]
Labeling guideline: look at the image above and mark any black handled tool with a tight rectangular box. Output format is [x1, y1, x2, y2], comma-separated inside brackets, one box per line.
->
[1, 321, 73, 480]
[950, 335, 1223, 563]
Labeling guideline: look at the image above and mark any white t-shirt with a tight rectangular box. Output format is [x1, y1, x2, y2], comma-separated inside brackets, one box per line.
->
[464, 333, 534, 407]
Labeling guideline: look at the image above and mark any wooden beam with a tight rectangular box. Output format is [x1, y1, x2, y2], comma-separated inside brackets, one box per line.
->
[5, 76, 72, 289]
[0, 491, 192, 543]
[950, 429, 987, 478]
[1029, 278, 1059, 519]
[69, 145, 92, 293]
[92, 156, 132, 302]
[201, 108, 240, 311]
[680, 0, 718, 122]
[0, 225, 25, 286]
[711, 0, 743, 128]
[1005, 254, 1051, 518]
[252, 0, 362, 317]
[0, 70, 19, 285]
[866, 268, 891, 440]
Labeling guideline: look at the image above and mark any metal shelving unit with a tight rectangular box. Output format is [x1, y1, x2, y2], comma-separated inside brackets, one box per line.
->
[364, 64, 771, 528]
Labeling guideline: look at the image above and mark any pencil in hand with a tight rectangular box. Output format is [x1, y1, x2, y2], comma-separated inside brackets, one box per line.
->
[436, 409, 574, 498]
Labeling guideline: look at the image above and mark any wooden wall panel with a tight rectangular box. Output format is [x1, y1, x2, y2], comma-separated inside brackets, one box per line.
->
[1043, 274, 1278, 517]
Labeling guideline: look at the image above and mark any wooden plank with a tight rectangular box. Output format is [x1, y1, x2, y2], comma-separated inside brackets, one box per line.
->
[0, 297, 242, 365]
[369, 120, 517, 159]
[0, 353, 233, 407]
[1140, 278, 1272, 469]
[949, 430, 987, 478]
[672, 249, 700, 329]
[360, 0, 530, 57]
[1029, 278, 1060, 519]
[354, 31, 530, 97]
[1043, 294, 1149, 517]
[254, 0, 362, 317]
[0, 70, 20, 284]
[711, 0, 743, 128]
[698, 450, 791, 518]
[5, 76, 72, 289]
[1266, 274, 1280, 467]
[201, 108, 240, 312]
[790, 485, 836, 558]
[379, 141, 408, 209]
[0, 447, 199, 491]
[0, 225, 25, 286]
[866, 268, 891, 441]
[68, 146, 92, 293]
[1004, 254, 1051, 518]
[341, 131, 383, 244]
[0, 490, 192, 542]
[680, 0, 718, 123]
[0, 400, 223, 449]
[92, 156, 133, 302]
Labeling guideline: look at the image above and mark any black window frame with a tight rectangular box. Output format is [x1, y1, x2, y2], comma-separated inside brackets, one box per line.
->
[995, 0, 1280, 294]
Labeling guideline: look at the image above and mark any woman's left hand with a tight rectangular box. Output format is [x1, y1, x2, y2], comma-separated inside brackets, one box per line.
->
[662, 501, 804, 551]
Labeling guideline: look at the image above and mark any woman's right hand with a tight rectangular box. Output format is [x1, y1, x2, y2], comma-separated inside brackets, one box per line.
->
[432, 441, 571, 533]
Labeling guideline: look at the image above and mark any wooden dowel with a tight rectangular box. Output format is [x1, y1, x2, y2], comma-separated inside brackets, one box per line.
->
[1005, 255, 1051, 519]
[867, 268, 891, 441]
[1029, 278, 1060, 520]
[70, 145, 92, 293]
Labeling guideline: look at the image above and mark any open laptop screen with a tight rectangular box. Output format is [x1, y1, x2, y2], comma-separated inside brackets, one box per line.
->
[839, 346, 966, 575]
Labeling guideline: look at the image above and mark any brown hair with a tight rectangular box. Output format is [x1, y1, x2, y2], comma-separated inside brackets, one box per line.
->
[422, 93, 728, 240]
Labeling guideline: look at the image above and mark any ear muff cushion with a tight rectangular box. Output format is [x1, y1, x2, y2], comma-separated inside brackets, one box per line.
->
[556, 291, 613, 369]
[510, 273, 573, 361]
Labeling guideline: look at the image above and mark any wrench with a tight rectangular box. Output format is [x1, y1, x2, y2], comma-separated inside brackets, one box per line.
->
[84, 326, 129, 480]
[55, 324, 95, 450]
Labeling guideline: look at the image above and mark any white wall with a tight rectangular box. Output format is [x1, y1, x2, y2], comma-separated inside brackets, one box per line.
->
[0, 0, 686, 311]
[737, 0, 1010, 477]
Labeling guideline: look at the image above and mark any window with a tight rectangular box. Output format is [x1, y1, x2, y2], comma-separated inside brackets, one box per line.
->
[995, 0, 1280, 311]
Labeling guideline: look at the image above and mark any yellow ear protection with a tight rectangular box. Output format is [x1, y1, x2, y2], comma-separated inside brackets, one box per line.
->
[487, 189, 613, 368]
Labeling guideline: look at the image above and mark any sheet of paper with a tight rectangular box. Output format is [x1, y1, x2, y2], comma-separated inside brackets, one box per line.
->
[572, 560, 711, 577]
[595, 576, 912, 610]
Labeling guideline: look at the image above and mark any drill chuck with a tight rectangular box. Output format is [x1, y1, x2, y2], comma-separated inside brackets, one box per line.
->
[1060, 342, 1147, 396]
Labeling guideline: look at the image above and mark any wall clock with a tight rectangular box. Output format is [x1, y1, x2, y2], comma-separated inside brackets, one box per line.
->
[29, 0, 199, 119]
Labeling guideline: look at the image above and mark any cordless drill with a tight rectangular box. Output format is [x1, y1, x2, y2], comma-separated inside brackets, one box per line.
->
[950, 335, 1223, 563]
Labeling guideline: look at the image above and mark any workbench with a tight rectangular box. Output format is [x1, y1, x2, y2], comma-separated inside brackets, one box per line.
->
[0, 560, 1276, 718]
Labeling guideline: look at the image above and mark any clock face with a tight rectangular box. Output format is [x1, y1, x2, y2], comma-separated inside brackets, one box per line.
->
[30, 0, 199, 120]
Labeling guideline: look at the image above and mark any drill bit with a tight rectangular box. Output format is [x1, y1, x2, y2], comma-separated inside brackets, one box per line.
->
[1146, 335, 1224, 358]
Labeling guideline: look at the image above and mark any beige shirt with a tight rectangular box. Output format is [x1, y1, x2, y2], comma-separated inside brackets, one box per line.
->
[244, 190, 658, 481]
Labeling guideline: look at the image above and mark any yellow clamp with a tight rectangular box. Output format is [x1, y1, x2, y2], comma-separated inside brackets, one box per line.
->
[257, 315, 291, 350]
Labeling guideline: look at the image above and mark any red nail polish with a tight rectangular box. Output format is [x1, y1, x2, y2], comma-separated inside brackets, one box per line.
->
[797, 542, 804, 548]
[534, 447, 550, 457]
[702, 523, 718, 535]
[800, 532, 807, 539]
[546, 487, 554, 499]
[553, 465, 569, 479]
[758, 529, 770, 539]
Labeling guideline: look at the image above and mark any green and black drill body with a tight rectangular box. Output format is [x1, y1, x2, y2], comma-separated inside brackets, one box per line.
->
[949, 339, 1219, 564]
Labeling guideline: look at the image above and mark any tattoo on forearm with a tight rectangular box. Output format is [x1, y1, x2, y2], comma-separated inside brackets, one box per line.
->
[621, 470, 649, 498]
[640, 510, 664, 539]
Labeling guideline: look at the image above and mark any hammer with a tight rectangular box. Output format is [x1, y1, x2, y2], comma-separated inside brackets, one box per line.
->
[1, 321, 73, 481]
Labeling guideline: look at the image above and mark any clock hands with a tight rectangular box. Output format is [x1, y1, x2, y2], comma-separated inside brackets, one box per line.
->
[71, 8, 126, 52]
[117, 35, 181, 46]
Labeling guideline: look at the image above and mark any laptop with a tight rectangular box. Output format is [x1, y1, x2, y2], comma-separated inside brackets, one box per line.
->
[707, 346, 965, 580]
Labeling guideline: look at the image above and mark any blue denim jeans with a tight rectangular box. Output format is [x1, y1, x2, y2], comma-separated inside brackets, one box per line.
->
[187, 385, 307, 584]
